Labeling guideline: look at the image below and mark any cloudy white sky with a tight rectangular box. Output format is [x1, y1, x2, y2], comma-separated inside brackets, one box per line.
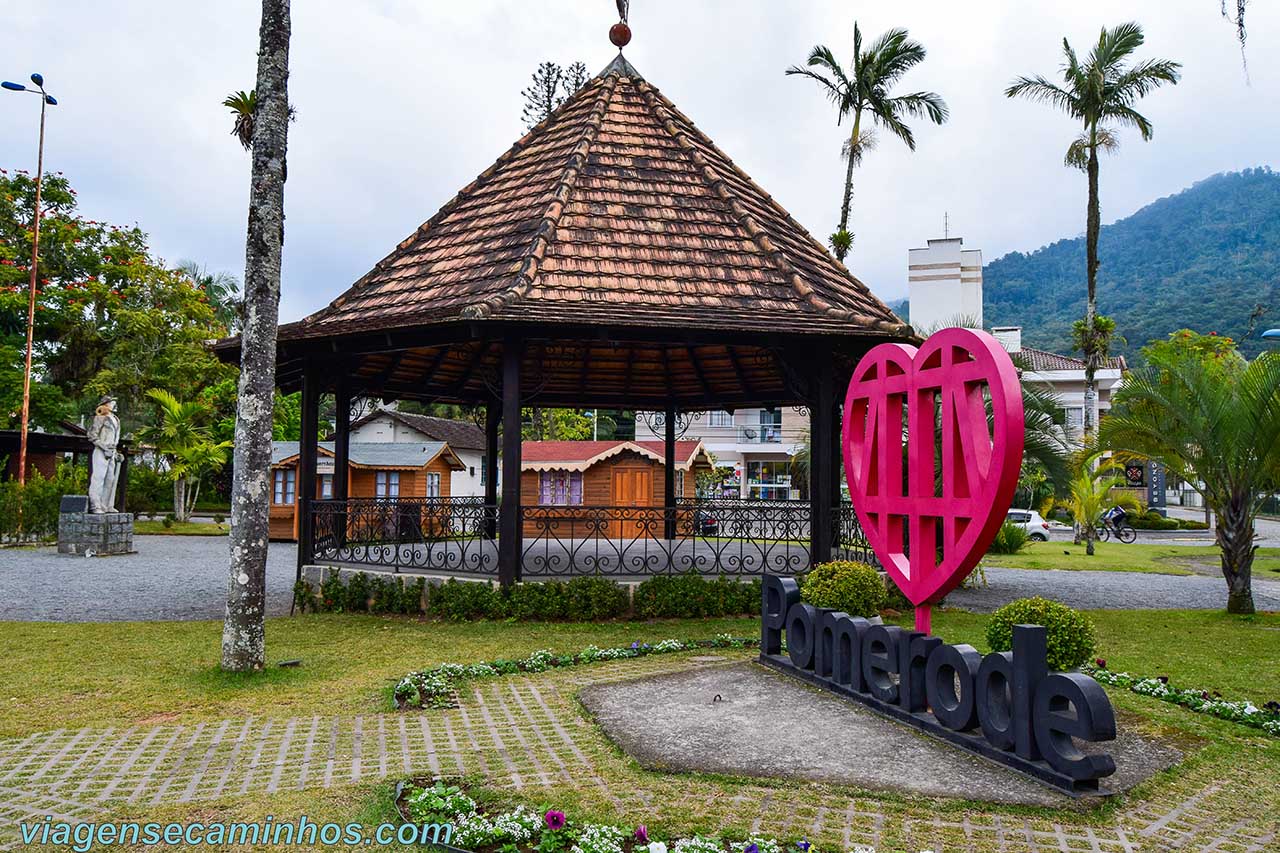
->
[3, 1, 1276, 322]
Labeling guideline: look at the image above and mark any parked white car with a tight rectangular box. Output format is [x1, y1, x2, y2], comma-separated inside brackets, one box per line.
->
[1007, 509, 1051, 541]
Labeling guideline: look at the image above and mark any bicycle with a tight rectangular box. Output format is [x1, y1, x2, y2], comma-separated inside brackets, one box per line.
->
[1094, 514, 1137, 544]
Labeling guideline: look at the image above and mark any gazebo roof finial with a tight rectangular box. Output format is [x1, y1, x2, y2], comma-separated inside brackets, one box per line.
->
[609, 0, 632, 50]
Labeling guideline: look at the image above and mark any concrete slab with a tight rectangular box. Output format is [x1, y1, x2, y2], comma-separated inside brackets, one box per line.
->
[580, 661, 1181, 807]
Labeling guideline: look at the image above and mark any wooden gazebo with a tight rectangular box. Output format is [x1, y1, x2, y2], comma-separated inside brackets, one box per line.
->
[221, 54, 910, 585]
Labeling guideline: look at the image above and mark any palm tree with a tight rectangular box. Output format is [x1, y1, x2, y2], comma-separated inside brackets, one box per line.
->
[1062, 453, 1142, 556]
[1006, 23, 1180, 436]
[177, 260, 242, 332]
[222, 0, 291, 673]
[222, 89, 297, 151]
[786, 23, 947, 262]
[1100, 349, 1280, 614]
[138, 390, 231, 521]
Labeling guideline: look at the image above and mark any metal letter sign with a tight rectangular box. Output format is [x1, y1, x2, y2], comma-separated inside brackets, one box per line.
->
[760, 328, 1119, 797]
[842, 327, 1024, 633]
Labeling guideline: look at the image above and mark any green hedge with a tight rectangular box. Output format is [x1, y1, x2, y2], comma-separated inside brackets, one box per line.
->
[0, 462, 87, 542]
[632, 574, 761, 618]
[296, 571, 760, 622]
[985, 597, 1096, 671]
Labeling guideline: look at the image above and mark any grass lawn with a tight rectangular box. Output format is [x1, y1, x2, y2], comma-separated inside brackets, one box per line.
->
[134, 520, 228, 535]
[982, 540, 1280, 576]
[6, 608, 1280, 852]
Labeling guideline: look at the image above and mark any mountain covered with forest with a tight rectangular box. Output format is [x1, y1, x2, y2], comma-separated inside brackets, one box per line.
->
[980, 168, 1280, 361]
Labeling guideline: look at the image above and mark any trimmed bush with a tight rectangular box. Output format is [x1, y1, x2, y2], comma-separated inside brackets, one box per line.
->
[800, 561, 885, 617]
[428, 578, 498, 621]
[633, 573, 760, 619]
[987, 520, 1031, 554]
[1130, 511, 1179, 530]
[0, 462, 87, 542]
[985, 597, 1096, 671]
[564, 576, 631, 621]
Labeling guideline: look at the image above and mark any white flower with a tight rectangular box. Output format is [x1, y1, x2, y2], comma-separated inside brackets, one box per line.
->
[649, 843, 669, 853]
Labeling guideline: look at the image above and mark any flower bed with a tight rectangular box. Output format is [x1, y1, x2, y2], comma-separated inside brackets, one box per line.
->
[396, 781, 888, 853]
[394, 635, 755, 709]
[1085, 661, 1280, 736]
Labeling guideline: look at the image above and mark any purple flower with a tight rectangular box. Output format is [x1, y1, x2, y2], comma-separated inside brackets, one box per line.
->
[635, 825, 649, 843]
[631, 642, 640, 649]
[798, 842, 810, 852]
[745, 844, 759, 853]
[545, 810, 566, 831]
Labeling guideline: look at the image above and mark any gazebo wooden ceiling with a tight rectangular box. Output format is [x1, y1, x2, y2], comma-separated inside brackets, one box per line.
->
[219, 54, 912, 411]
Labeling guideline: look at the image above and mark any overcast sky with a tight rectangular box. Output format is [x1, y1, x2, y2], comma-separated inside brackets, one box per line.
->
[3, 1, 1276, 321]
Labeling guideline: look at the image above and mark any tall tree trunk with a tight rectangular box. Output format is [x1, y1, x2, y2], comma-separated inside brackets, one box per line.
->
[222, 0, 291, 673]
[1082, 133, 1101, 436]
[1217, 496, 1256, 614]
[174, 475, 187, 523]
[834, 110, 862, 261]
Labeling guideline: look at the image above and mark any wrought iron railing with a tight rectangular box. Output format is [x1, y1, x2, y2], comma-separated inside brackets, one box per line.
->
[310, 497, 497, 574]
[521, 498, 814, 577]
[307, 497, 874, 578]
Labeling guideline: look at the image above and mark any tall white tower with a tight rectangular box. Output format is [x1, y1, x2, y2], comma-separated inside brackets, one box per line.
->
[907, 237, 983, 332]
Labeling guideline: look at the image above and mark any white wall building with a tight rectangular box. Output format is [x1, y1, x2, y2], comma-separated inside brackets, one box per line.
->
[907, 237, 984, 331]
[634, 408, 806, 499]
[907, 233, 1124, 443]
[349, 409, 489, 497]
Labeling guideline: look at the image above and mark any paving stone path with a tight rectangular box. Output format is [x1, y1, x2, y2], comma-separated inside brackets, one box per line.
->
[0, 655, 1275, 851]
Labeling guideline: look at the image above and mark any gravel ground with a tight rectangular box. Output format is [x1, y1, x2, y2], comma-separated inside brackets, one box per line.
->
[948, 566, 1280, 612]
[3, 534, 1278, 623]
[0, 535, 297, 622]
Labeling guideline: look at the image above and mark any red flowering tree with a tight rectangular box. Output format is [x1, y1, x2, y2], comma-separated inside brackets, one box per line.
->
[0, 170, 234, 431]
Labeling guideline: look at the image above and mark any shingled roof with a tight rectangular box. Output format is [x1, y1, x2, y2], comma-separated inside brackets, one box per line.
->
[280, 56, 905, 342]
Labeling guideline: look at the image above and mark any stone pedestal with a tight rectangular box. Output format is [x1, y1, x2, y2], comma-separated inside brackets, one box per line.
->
[58, 495, 135, 556]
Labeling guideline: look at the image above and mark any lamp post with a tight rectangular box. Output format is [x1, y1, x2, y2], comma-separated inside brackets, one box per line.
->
[2, 73, 57, 486]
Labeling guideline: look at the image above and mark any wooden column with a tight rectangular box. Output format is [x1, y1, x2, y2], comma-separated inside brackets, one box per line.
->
[498, 337, 523, 586]
[484, 398, 499, 540]
[809, 355, 834, 565]
[332, 372, 351, 548]
[296, 361, 320, 578]
[663, 402, 677, 540]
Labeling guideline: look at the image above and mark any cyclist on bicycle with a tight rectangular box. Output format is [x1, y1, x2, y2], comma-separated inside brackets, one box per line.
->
[1102, 504, 1127, 527]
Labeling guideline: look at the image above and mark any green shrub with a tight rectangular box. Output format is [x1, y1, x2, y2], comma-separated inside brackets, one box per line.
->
[125, 463, 170, 516]
[1130, 511, 1179, 530]
[987, 520, 1031, 554]
[633, 573, 760, 619]
[985, 597, 1096, 671]
[1180, 519, 1209, 530]
[800, 561, 885, 617]
[161, 514, 175, 529]
[428, 578, 498, 621]
[0, 462, 87, 542]
[564, 576, 630, 620]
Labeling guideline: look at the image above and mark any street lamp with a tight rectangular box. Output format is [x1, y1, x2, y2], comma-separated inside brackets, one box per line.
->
[2, 73, 57, 486]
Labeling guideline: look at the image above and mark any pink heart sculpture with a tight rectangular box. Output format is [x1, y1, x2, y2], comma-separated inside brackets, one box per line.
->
[842, 327, 1024, 632]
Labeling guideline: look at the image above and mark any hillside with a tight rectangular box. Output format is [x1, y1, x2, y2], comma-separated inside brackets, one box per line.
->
[982, 168, 1280, 361]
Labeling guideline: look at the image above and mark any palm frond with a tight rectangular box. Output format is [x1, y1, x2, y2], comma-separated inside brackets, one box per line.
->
[1005, 76, 1081, 116]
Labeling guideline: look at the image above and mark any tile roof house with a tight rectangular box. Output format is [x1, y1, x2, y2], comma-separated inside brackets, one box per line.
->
[266, 441, 464, 541]
[519, 439, 714, 538]
[349, 408, 489, 497]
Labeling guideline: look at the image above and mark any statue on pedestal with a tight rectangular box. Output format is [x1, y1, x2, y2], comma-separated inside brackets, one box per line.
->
[87, 395, 123, 514]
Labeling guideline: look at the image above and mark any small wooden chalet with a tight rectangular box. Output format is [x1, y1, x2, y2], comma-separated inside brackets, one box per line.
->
[217, 38, 910, 583]
[268, 440, 464, 540]
[521, 440, 712, 536]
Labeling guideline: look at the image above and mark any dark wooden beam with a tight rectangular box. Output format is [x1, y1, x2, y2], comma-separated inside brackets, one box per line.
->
[725, 345, 756, 398]
[297, 361, 321, 581]
[809, 353, 834, 564]
[484, 398, 499, 540]
[686, 344, 715, 398]
[663, 401, 677, 540]
[449, 341, 492, 396]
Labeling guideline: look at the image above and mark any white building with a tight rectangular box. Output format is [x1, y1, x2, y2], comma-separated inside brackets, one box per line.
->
[348, 409, 489, 497]
[633, 408, 806, 499]
[907, 234, 1125, 442]
[907, 237, 984, 330]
